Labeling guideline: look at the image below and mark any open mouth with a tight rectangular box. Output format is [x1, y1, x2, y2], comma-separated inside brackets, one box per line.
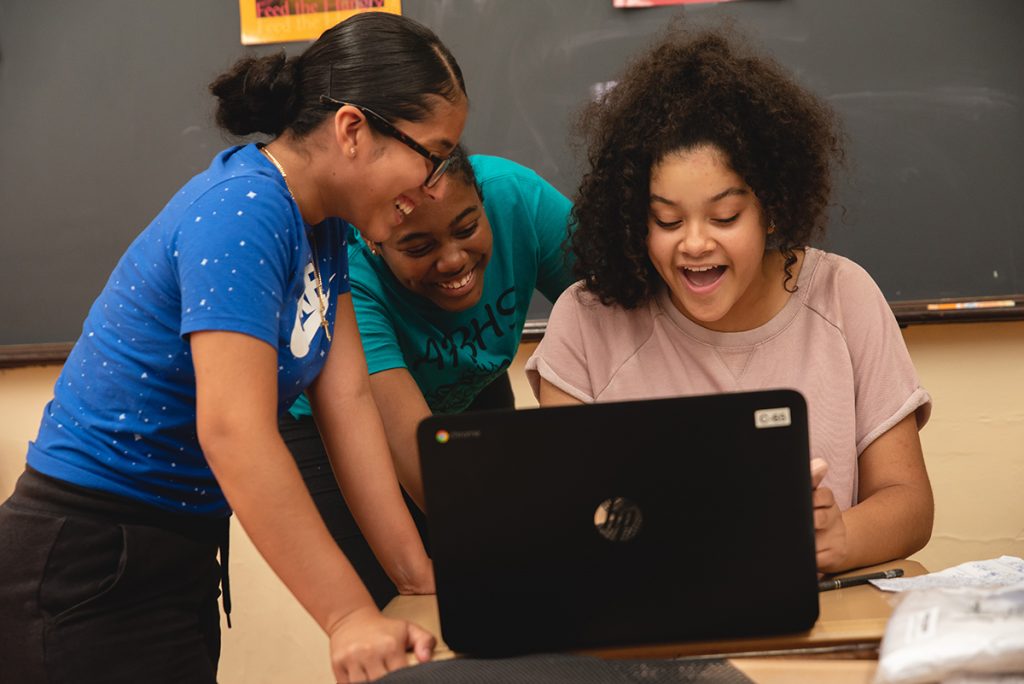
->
[681, 264, 727, 289]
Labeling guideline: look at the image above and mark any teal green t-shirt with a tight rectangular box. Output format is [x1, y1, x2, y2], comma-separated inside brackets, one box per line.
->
[289, 155, 574, 418]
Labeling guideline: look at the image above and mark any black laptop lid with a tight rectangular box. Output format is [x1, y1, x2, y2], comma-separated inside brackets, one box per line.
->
[418, 388, 819, 656]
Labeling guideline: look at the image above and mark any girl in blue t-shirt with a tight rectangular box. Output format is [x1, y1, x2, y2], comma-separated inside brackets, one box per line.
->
[0, 13, 467, 684]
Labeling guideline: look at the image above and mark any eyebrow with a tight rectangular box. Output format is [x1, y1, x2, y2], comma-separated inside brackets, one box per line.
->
[448, 205, 478, 228]
[422, 136, 458, 156]
[395, 232, 430, 246]
[650, 187, 749, 206]
[392, 204, 479, 246]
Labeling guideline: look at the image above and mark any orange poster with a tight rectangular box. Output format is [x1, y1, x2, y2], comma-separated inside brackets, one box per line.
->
[239, 0, 402, 45]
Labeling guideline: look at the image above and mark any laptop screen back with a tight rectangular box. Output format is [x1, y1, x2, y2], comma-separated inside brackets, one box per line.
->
[418, 388, 819, 655]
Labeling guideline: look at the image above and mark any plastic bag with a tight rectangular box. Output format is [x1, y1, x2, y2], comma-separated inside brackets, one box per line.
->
[874, 581, 1024, 684]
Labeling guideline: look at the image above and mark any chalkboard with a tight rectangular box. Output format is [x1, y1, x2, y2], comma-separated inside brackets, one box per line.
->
[2, 0, 1022, 358]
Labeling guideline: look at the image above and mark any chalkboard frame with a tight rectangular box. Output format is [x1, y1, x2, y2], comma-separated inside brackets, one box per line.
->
[2, 294, 1021, 369]
[2, 0, 1023, 367]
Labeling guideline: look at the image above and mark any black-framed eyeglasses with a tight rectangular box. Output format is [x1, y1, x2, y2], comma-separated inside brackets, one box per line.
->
[319, 94, 451, 188]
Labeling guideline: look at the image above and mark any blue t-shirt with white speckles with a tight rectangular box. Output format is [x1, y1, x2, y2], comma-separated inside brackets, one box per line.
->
[27, 144, 349, 517]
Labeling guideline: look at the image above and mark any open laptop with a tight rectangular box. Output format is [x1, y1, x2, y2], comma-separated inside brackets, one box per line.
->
[417, 388, 819, 656]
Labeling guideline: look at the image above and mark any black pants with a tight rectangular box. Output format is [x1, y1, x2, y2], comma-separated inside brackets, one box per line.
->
[283, 371, 516, 608]
[0, 468, 225, 684]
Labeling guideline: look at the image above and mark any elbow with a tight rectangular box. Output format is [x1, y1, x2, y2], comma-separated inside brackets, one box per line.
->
[903, 486, 935, 557]
[196, 410, 257, 471]
[904, 521, 933, 558]
[196, 416, 235, 469]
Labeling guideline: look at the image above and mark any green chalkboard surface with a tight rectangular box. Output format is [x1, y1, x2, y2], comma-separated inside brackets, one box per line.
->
[2, 0, 1022, 358]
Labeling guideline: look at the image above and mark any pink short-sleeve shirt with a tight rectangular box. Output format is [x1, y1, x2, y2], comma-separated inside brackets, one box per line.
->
[525, 248, 931, 509]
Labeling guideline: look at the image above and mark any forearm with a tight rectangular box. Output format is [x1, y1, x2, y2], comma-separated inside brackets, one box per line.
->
[840, 481, 934, 570]
[309, 297, 431, 592]
[367, 369, 433, 512]
[204, 429, 376, 633]
[388, 429, 426, 513]
[837, 413, 934, 571]
[316, 389, 432, 592]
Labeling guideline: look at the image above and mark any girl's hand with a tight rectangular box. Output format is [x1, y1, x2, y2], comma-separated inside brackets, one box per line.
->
[328, 606, 435, 683]
[809, 458, 848, 573]
[810, 458, 828, 489]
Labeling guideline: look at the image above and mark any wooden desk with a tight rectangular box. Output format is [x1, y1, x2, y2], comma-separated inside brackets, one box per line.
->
[731, 658, 878, 684]
[385, 560, 925, 681]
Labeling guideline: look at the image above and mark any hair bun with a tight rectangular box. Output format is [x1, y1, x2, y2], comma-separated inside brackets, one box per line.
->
[209, 51, 299, 136]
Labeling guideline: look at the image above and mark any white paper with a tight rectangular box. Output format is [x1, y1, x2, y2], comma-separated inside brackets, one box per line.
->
[871, 556, 1024, 593]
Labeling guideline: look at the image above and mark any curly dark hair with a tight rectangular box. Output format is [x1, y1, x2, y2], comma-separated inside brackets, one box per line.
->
[571, 23, 844, 308]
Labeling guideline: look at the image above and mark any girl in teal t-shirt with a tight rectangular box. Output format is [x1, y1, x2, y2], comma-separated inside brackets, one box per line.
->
[284, 147, 574, 606]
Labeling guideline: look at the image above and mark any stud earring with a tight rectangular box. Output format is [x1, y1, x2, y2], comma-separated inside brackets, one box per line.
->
[349, 147, 356, 158]
[367, 243, 379, 256]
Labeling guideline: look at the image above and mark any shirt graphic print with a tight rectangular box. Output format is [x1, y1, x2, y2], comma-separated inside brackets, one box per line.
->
[291, 264, 336, 358]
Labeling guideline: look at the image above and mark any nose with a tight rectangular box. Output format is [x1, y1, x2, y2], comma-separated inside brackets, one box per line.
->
[435, 241, 468, 274]
[422, 172, 450, 202]
[679, 222, 714, 257]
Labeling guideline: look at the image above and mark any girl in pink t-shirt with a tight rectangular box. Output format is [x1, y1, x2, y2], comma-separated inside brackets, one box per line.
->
[527, 24, 933, 574]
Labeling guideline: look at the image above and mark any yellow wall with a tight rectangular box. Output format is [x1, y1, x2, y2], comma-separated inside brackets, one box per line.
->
[899, 322, 1024, 568]
[2, 321, 1022, 683]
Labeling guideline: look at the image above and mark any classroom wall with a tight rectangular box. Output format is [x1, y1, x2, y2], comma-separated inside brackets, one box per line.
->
[2, 322, 1022, 684]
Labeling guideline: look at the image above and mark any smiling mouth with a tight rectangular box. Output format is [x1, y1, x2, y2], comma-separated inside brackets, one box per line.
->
[435, 268, 476, 293]
[395, 196, 414, 216]
[681, 264, 727, 288]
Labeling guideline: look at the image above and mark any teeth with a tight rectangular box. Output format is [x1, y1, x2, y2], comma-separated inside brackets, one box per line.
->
[684, 265, 719, 272]
[395, 198, 414, 215]
[438, 271, 473, 290]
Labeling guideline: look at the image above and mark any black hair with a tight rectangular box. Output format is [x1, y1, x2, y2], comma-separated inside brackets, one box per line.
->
[571, 23, 844, 308]
[444, 144, 483, 201]
[210, 12, 466, 138]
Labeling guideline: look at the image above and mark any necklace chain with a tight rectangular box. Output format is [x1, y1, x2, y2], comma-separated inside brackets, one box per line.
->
[259, 145, 332, 342]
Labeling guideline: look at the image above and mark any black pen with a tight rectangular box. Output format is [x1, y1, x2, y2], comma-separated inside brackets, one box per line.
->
[818, 568, 904, 592]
